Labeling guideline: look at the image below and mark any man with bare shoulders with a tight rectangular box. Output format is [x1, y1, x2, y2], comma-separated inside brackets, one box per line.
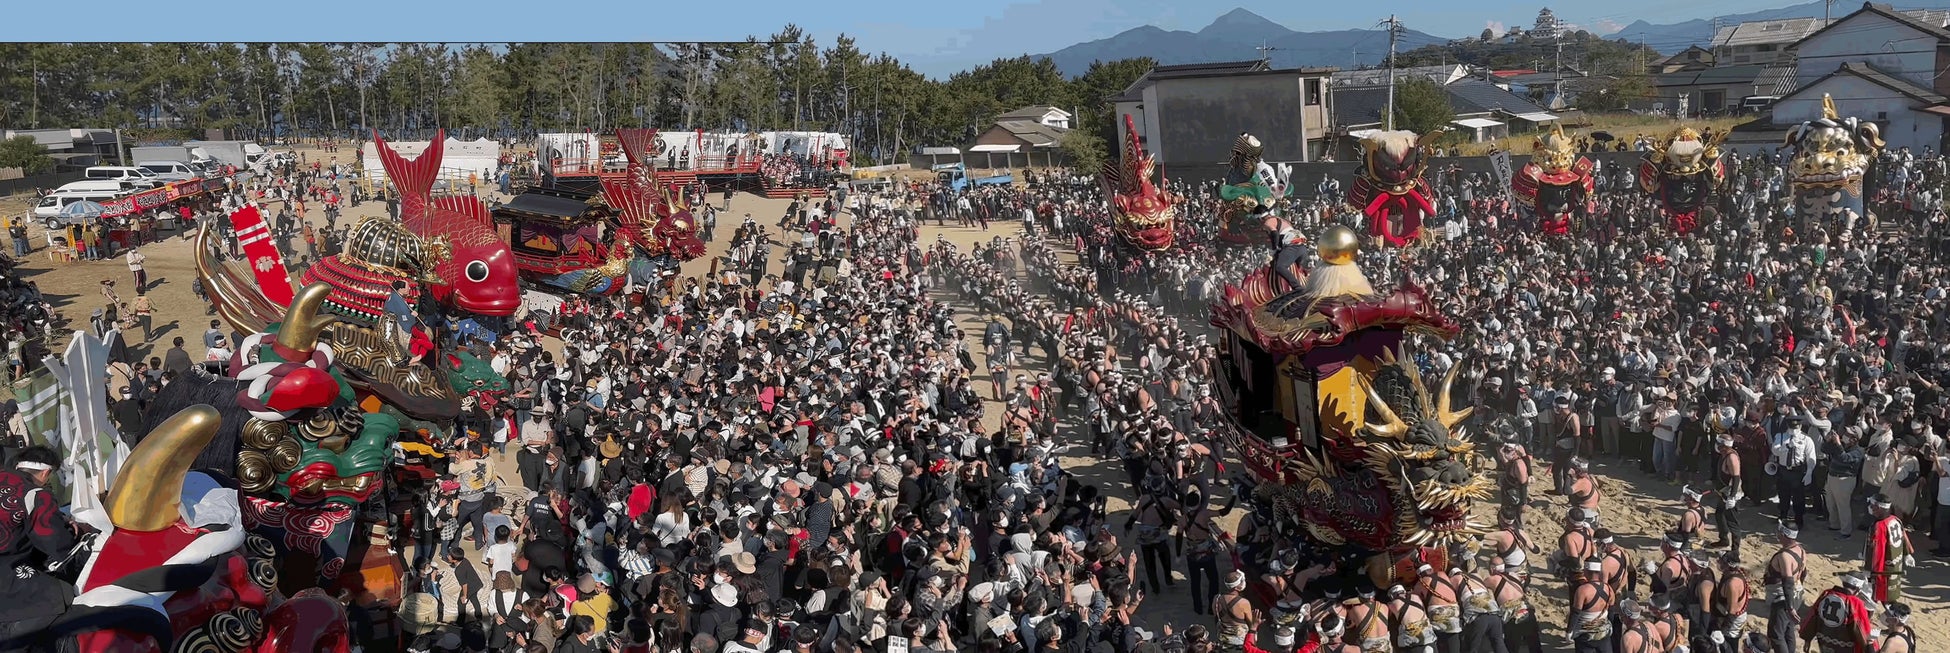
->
[1651, 537, 1689, 602]
[1488, 562, 1539, 653]
[1710, 553, 1752, 645]
[1879, 603, 1914, 653]
[1485, 510, 1537, 579]
[1313, 614, 1362, 653]
[1596, 529, 1634, 598]
[1709, 434, 1745, 555]
[1568, 559, 1615, 653]
[1414, 562, 1463, 653]
[1211, 570, 1259, 650]
[1390, 584, 1435, 653]
[1567, 457, 1601, 520]
[1341, 584, 1392, 653]
[1673, 487, 1707, 549]
[1615, 601, 1658, 653]
[1766, 524, 1808, 653]
[1498, 441, 1533, 521]
[1555, 513, 1597, 581]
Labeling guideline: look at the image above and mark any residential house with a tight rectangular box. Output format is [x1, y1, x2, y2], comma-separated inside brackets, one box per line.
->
[1711, 18, 1829, 67]
[1109, 63, 1336, 171]
[1652, 46, 1716, 73]
[1333, 79, 1556, 150]
[970, 111, 1071, 166]
[992, 105, 1073, 130]
[1777, 2, 1950, 151]
[1111, 60, 1267, 155]
[1651, 64, 1800, 115]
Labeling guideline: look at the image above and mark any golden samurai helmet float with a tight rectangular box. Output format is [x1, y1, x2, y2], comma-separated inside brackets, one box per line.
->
[1211, 225, 1491, 578]
[1511, 123, 1594, 236]
[1785, 94, 1884, 232]
[1637, 125, 1727, 234]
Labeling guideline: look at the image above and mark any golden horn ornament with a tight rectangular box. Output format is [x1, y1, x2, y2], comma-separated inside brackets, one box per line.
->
[193, 222, 271, 334]
[1436, 363, 1473, 430]
[106, 405, 222, 531]
[275, 283, 340, 354]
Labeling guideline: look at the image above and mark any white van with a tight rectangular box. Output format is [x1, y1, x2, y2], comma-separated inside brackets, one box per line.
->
[136, 160, 201, 181]
[32, 191, 127, 225]
[83, 166, 163, 188]
[54, 180, 135, 195]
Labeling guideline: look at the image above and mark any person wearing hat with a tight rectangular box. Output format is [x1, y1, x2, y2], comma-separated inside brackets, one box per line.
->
[1799, 572, 1874, 653]
[1864, 494, 1911, 605]
[1764, 523, 1808, 653]
[568, 572, 614, 634]
[1771, 419, 1818, 530]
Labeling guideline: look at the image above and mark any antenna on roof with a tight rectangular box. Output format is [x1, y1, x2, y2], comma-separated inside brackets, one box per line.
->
[1256, 40, 1280, 65]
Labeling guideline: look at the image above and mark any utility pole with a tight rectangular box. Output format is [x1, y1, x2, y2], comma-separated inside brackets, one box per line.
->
[1554, 35, 1565, 108]
[1382, 14, 1402, 130]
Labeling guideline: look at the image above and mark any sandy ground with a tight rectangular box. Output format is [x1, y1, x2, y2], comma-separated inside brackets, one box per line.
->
[4, 144, 1947, 644]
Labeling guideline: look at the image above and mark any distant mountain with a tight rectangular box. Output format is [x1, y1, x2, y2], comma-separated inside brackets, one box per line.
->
[1033, 8, 1446, 77]
[1609, 0, 1950, 51]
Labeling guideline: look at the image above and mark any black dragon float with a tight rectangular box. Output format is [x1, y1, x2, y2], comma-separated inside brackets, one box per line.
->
[1211, 222, 1493, 588]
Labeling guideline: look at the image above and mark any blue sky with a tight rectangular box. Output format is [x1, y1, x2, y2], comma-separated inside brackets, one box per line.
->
[19, 0, 1813, 76]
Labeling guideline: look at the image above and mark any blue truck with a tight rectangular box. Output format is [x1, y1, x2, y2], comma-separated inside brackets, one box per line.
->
[933, 163, 1013, 192]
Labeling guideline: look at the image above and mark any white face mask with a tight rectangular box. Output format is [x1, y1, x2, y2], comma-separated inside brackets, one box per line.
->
[715, 573, 731, 585]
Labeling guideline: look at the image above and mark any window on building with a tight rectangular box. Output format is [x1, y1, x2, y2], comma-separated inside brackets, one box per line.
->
[1305, 78, 1322, 106]
[1757, 44, 1776, 52]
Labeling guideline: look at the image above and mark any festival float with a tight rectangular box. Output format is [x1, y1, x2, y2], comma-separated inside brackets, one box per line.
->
[1215, 133, 1293, 245]
[43, 288, 380, 652]
[1512, 123, 1594, 236]
[1638, 125, 1727, 235]
[371, 132, 521, 317]
[497, 128, 706, 295]
[1210, 224, 1491, 586]
[1346, 130, 1437, 247]
[1100, 115, 1181, 251]
[1785, 94, 1883, 232]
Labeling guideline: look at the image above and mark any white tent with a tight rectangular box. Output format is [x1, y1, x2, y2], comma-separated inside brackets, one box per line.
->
[361, 137, 503, 187]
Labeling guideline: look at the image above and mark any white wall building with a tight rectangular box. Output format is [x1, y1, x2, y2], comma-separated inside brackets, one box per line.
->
[1774, 2, 1950, 152]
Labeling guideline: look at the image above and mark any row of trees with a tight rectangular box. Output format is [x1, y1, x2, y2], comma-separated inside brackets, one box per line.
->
[0, 35, 1157, 167]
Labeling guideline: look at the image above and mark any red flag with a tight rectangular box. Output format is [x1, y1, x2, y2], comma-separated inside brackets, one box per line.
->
[228, 205, 295, 307]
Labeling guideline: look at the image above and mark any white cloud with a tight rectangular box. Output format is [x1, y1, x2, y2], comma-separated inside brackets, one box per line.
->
[1485, 20, 1506, 36]
[1591, 19, 1626, 35]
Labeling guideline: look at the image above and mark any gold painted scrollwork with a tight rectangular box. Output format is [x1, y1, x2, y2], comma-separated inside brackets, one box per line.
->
[236, 450, 275, 494]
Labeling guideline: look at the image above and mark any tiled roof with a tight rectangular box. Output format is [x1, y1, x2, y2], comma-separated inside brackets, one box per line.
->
[993, 120, 1070, 146]
[1711, 17, 1829, 48]
[1444, 79, 1550, 115]
[1798, 2, 1950, 47]
[996, 105, 1068, 120]
[1332, 85, 1391, 129]
[1780, 61, 1947, 106]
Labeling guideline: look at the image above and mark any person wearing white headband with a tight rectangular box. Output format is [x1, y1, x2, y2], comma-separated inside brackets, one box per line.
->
[0, 445, 83, 646]
[1569, 558, 1615, 650]
[1710, 433, 1746, 555]
[1865, 493, 1911, 605]
[1879, 602, 1914, 653]
[1765, 522, 1808, 653]
[1804, 572, 1875, 653]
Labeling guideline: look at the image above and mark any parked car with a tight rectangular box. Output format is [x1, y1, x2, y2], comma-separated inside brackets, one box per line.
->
[32, 191, 126, 227]
[83, 166, 164, 188]
[136, 160, 202, 181]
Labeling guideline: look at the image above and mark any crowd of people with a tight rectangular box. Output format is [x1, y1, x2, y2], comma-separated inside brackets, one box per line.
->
[6, 130, 1950, 653]
[943, 144, 1950, 653]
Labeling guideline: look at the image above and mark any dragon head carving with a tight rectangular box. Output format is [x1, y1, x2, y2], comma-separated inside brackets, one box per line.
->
[1100, 115, 1179, 250]
[1787, 94, 1882, 191]
[1263, 349, 1490, 550]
